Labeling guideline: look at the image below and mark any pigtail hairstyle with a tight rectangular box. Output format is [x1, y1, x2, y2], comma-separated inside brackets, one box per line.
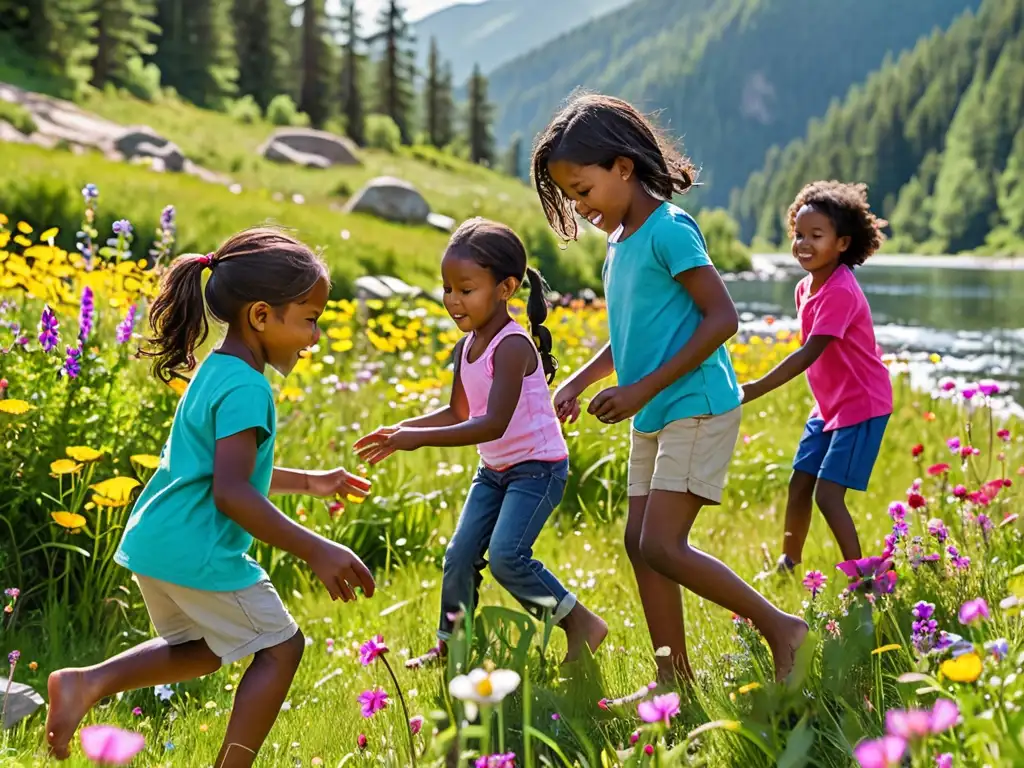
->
[531, 91, 699, 241]
[141, 227, 328, 383]
[447, 218, 558, 384]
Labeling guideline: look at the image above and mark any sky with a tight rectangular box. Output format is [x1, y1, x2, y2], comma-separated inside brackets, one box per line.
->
[356, 0, 486, 23]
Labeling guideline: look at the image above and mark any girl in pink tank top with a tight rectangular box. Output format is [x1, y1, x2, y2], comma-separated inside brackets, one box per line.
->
[355, 218, 607, 668]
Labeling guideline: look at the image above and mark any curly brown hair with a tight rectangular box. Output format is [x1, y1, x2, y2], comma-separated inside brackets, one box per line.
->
[787, 181, 887, 268]
[531, 91, 698, 241]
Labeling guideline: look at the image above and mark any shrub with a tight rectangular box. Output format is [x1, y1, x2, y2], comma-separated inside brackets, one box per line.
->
[229, 94, 262, 124]
[0, 100, 38, 135]
[266, 94, 309, 127]
[122, 56, 163, 103]
[697, 208, 753, 272]
[365, 114, 401, 153]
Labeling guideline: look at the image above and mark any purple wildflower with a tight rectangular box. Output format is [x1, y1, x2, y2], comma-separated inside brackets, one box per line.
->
[802, 570, 827, 598]
[357, 687, 388, 718]
[7, 650, 20, 666]
[116, 304, 137, 344]
[946, 437, 961, 453]
[891, 521, 909, 539]
[888, 502, 907, 521]
[985, 638, 1009, 660]
[359, 635, 388, 666]
[475, 754, 516, 768]
[927, 519, 948, 543]
[947, 546, 971, 571]
[81, 183, 99, 202]
[958, 598, 990, 625]
[61, 346, 82, 378]
[112, 219, 132, 236]
[978, 379, 999, 397]
[638, 692, 681, 726]
[78, 286, 94, 342]
[38, 305, 59, 352]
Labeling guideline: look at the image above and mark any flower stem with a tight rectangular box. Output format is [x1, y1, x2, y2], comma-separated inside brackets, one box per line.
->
[380, 655, 417, 768]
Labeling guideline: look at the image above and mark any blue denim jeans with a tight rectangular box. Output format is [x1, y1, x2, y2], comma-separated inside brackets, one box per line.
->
[437, 458, 576, 640]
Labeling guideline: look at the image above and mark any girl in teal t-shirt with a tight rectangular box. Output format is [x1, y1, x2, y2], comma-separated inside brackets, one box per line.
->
[45, 228, 375, 767]
[532, 93, 808, 688]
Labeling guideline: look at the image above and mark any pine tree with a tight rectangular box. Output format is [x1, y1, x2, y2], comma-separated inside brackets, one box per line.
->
[2, 0, 96, 89]
[996, 126, 1024, 239]
[91, 0, 160, 88]
[338, 0, 365, 145]
[233, 0, 290, 109]
[150, 0, 237, 108]
[504, 133, 523, 178]
[371, 0, 416, 144]
[423, 37, 442, 147]
[466, 63, 494, 166]
[298, 0, 332, 127]
[435, 60, 456, 148]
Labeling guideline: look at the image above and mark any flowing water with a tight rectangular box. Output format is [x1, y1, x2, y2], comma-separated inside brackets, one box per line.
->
[728, 256, 1024, 416]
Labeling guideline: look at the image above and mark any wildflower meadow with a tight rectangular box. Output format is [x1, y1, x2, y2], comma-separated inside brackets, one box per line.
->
[1, 191, 1022, 767]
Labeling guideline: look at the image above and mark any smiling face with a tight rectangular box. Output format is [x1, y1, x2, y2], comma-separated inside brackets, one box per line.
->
[441, 251, 514, 332]
[547, 158, 635, 235]
[791, 205, 851, 275]
[253, 276, 329, 375]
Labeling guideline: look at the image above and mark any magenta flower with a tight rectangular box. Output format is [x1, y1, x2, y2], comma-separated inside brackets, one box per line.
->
[837, 557, 897, 595]
[637, 692, 680, 726]
[854, 736, 906, 768]
[3, 588, 19, 599]
[475, 753, 516, 768]
[8, 649, 20, 666]
[935, 754, 953, 768]
[927, 519, 948, 542]
[409, 715, 424, 735]
[958, 598, 990, 625]
[978, 379, 999, 397]
[359, 634, 388, 666]
[357, 687, 389, 718]
[947, 546, 971, 571]
[80, 725, 145, 766]
[907, 492, 927, 510]
[38, 305, 59, 352]
[959, 444, 979, 458]
[885, 699, 959, 739]
[946, 437, 961, 453]
[953, 484, 968, 499]
[356, 733, 367, 750]
[998, 429, 1011, 442]
[802, 570, 827, 598]
[888, 502, 907, 520]
[131, 707, 142, 717]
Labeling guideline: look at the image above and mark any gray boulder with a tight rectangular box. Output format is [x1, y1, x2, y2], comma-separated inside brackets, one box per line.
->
[260, 128, 361, 167]
[344, 177, 430, 224]
[1, 677, 44, 729]
[114, 128, 186, 172]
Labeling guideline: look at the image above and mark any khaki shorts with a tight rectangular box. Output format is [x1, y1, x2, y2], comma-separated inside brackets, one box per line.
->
[628, 407, 742, 504]
[136, 574, 298, 665]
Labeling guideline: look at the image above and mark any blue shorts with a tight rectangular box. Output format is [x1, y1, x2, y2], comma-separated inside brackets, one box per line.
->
[792, 415, 890, 492]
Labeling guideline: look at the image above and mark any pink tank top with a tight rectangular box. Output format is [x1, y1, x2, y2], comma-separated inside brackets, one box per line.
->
[460, 321, 569, 471]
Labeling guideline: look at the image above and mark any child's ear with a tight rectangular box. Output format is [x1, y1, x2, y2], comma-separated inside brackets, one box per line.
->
[614, 156, 635, 182]
[247, 301, 270, 332]
[837, 235, 852, 254]
[499, 277, 519, 300]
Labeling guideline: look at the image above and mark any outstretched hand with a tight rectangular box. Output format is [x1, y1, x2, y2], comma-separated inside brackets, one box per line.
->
[306, 467, 372, 505]
[353, 425, 423, 465]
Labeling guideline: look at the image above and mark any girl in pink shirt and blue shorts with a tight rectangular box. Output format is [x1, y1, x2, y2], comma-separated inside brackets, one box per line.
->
[742, 181, 893, 573]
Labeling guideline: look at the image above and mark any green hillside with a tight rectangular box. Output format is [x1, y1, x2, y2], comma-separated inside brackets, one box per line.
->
[733, 0, 1024, 255]
[487, 0, 981, 208]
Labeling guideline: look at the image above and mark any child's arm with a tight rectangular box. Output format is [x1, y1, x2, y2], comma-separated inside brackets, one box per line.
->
[269, 467, 371, 501]
[741, 336, 833, 404]
[213, 430, 375, 601]
[553, 343, 614, 423]
[353, 337, 534, 464]
[590, 267, 738, 424]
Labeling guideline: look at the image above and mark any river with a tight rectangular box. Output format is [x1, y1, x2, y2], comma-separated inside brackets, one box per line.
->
[728, 255, 1024, 416]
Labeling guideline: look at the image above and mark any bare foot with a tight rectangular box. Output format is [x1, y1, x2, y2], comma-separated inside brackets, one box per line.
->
[561, 606, 608, 664]
[46, 669, 96, 759]
[768, 615, 809, 682]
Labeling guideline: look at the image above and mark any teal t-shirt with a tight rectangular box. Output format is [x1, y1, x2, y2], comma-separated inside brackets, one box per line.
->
[115, 353, 277, 591]
[603, 202, 742, 433]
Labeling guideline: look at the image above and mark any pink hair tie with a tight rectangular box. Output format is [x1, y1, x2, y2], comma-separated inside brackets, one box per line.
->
[198, 253, 213, 267]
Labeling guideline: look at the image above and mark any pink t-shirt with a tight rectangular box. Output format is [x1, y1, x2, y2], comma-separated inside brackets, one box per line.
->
[796, 265, 893, 431]
[460, 321, 568, 470]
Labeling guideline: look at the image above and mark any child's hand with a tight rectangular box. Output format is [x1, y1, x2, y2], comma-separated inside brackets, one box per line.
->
[588, 383, 647, 424]
[307, 540, 376, 602]
[353, 426, 423, 465]
[553, 381, 582, 423]
[306, 468, 371, 501]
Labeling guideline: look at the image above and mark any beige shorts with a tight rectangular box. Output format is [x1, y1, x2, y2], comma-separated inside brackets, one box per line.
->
[135, 574, 298, 665]
[628, 407, 742, 504]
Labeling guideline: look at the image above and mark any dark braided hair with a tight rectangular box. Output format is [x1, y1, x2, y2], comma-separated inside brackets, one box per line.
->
[140, 227, 328, 383]
[531, 91, 699, 241]
[788, 181, 887, 268]
[446, 218, 558, 384]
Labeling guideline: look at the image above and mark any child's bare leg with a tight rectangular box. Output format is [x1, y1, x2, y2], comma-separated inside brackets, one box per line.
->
[625, 495, 693, 685]
[814, 479, 862, 561]
[782, 471, 817, 566]
[560, 601, 608, 663]
[47, 638, 221, 758]
[214, 630, 305, 768]
[639, 490, 808, 682]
